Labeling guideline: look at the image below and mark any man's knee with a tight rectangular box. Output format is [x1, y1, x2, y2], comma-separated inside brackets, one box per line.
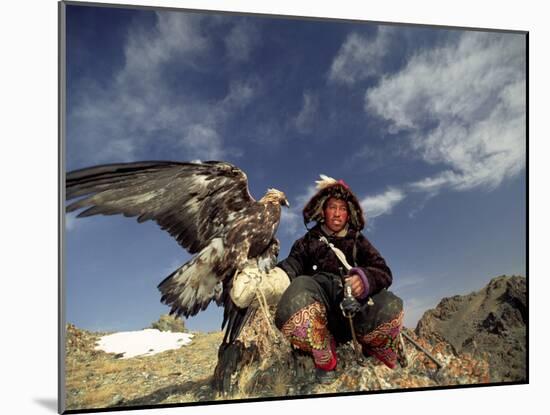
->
[354, 290, 403, 335]
[286, 275, 318, 292]
[371, 289, 403, 314]
[275, 276, 321, 328]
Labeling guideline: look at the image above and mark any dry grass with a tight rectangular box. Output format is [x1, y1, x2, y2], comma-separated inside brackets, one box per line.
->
[65, 326, 224, 411]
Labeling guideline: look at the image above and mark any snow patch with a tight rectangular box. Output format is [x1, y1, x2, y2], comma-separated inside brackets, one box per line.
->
[95, 328, 194, 359]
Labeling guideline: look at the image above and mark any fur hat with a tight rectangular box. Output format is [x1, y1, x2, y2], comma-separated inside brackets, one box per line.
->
[303, 175, 365, 230]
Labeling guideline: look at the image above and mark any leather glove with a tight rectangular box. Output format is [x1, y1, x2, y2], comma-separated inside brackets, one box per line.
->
[230, 265, 290, 308]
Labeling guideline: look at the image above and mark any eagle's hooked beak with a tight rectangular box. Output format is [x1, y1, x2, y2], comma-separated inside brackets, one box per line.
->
[283, 199, 290, 208]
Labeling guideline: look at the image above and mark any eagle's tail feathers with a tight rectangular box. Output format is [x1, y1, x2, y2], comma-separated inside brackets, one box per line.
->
[158, 239, 224, 318]
[222, 303, 252, 345]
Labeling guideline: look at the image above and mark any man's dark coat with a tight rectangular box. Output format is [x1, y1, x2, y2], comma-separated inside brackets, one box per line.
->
[277, 224, 393, 297]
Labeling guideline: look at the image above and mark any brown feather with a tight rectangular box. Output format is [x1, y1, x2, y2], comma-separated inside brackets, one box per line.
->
[66, 160, 288, 343]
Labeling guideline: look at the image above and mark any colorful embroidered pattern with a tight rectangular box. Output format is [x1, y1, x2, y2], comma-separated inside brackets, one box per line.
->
[359, 310, 404, 369]
[280, 301, 335, 366]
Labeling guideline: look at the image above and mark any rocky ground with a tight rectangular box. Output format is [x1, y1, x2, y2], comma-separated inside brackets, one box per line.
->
[64, 324, 490, 412]
[416, 275, 526, 382]
[64, 275, 526, 412]
[64, 323, 224, 410]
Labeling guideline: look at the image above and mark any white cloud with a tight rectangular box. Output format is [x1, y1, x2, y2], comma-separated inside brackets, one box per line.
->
[182, 124, 224, 160]
[68, 13, 259, 166]
[408, 172, 457, 193]
[328, 26, 394, 85]
[224, 22, 259, 62]
[366, 32, 526, 194]
[327, 30, 525, 219]
[360, 187, 405, 219]
[279, 185, 316, 237]
[220, 79, 258, 111]
[294, 91, 319, 134]
[296, 185, 317, 207]
[280, 208, 303, 237]
[123, 12, 209, 78]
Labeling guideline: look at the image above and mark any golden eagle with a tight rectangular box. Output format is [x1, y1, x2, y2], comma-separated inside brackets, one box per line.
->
[65, 160, 289, 345]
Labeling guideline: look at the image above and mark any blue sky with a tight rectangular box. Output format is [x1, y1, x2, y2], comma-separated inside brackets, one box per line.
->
[64, 4, 526, 332]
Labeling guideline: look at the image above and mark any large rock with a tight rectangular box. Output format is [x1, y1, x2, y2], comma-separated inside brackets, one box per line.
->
[415, 275, 526, 382]
[212, 306, 492, 397]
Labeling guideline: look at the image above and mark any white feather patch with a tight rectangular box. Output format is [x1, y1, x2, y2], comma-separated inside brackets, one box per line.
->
[170, 238, 224, 312]
[315, 174, 337, 190]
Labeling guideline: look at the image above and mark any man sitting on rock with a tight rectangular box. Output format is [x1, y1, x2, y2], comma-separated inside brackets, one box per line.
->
[273, 176, 404, 383]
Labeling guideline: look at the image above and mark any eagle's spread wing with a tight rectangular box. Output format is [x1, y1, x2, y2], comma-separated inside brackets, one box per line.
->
[66, 160, 285, 346]
[66, 160, 254, 254]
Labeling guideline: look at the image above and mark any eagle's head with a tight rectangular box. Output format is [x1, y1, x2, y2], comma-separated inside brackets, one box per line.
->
[261, 188, 290, 208]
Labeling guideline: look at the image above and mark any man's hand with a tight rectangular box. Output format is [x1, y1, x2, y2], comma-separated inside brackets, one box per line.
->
[345, 273, 365, 298]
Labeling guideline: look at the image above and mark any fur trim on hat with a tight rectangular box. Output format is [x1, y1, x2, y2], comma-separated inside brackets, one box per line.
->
[303, 175, 365, 230]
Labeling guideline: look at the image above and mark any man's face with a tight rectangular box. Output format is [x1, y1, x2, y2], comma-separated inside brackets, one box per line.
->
[322, 197, 349, 233]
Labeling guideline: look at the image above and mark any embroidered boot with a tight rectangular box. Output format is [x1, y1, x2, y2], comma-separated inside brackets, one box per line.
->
[280, 301, 338, 383]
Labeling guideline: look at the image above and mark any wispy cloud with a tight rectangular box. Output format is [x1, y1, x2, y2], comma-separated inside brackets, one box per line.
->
[333, 32, 527, 219]
[391, 275, 426, 292]
[181, 124, 224, 160]
[224, 21, 259, 62]
[360, 187, 405, 219]
[280, 208, 303, 237]
[280, 185, 316, 237]
[401, 296, 439, 328]
[328, 26, 394, 85]
[219, 79, 259, 113]
[366, 32, 526, 195]
[294, 91, 319, 134]
[68, 12, 260, 167]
